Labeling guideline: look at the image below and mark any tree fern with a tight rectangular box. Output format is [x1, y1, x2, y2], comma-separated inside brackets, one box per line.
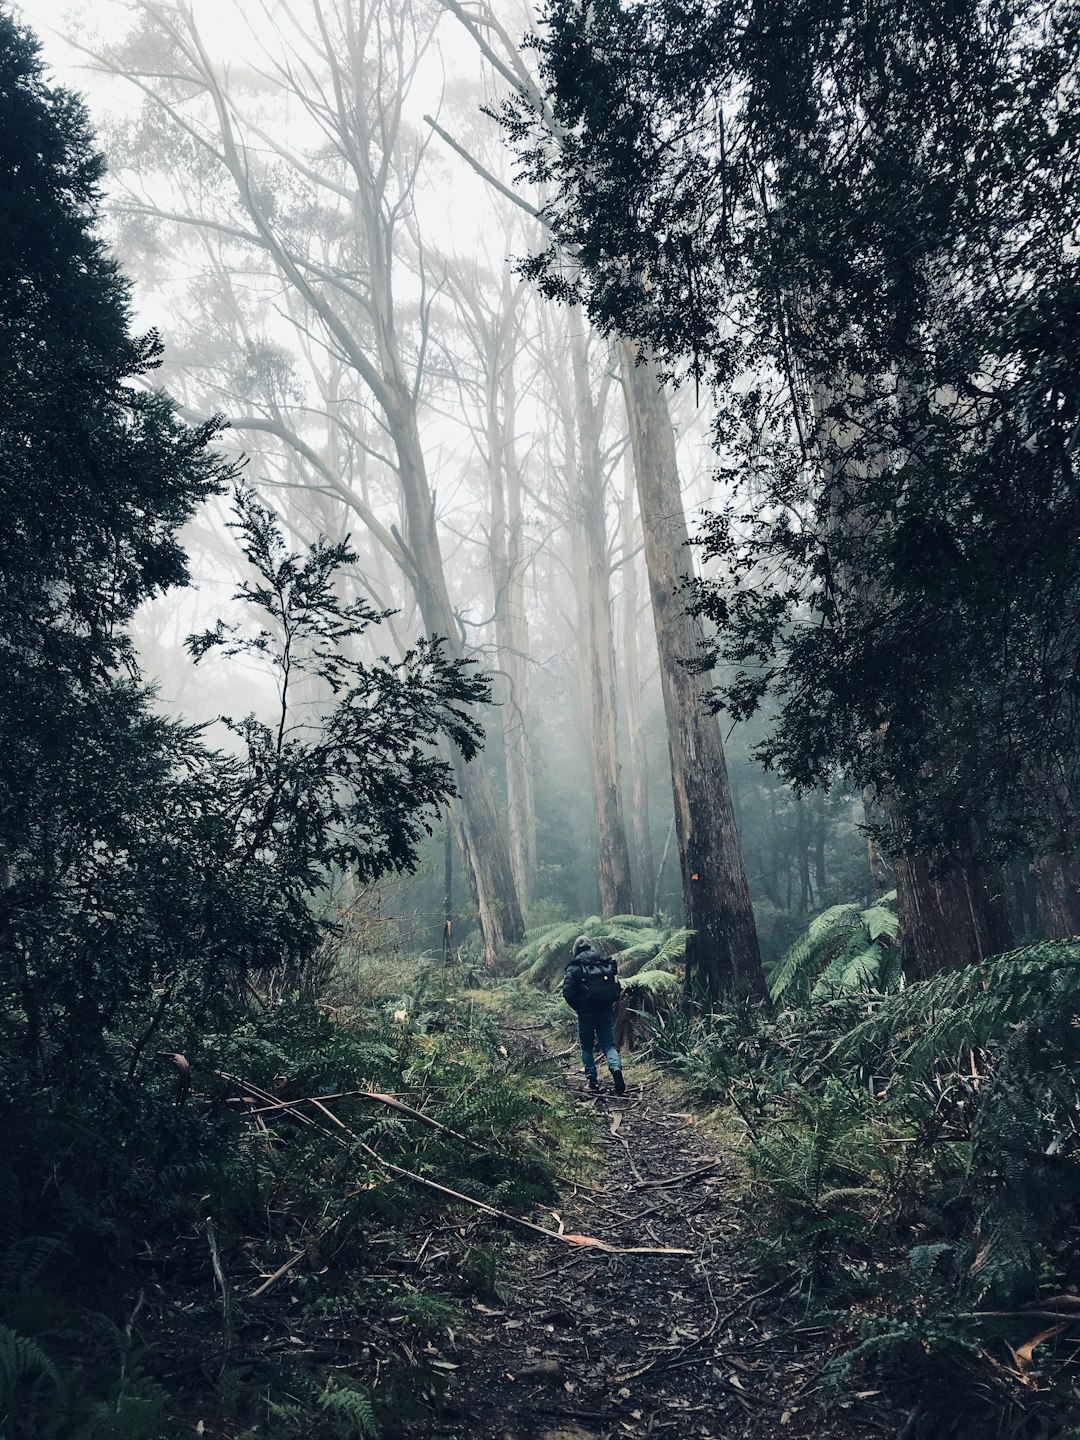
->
[612, 937, 662, 975]
[839, 938, 1080, 1074]
[771, 899, 901, 1003]
[769, 905, 860, 1000]
[623, 968, 682, 997]
[514, 915, 683, 985]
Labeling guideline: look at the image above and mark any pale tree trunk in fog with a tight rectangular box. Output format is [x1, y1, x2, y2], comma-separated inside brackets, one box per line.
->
[500, 370, 538, 911]
[448, 261, 538, 911]
[420, 4, 636, 916]
[568, 325, 634, 916]
[105, 0, 524, 961]
[619, 456, 655, 907]
[383, 386, 524, 958]
[618, 339, 767, 1004]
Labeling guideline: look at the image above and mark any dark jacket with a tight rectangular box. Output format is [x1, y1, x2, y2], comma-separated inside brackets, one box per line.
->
[563, 947, 621, 1014]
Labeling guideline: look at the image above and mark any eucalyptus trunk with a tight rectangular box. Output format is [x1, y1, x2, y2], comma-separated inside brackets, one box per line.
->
[360, 184, 524, 962]
[486, 337, 537, 911]
[620, 458, 656, 906]
[1033, 854, 1080, 939]
[894, 853, 1013, 978]
[618, 339, 767, 1004]
[383, 382, 524, 960]
[569, 325, 634, 916]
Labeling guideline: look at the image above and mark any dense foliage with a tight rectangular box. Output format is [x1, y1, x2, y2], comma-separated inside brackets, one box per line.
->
[0, 18, 554, 1434]
[1, 959, 590, 1437]
[502, 0, 1080, 872]
[645, 932, 1080, 1434]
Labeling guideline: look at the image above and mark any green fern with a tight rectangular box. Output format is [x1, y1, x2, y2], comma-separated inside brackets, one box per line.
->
[839, 938, 1080, 1073]
[771, 899, 901, 1003]
[514, 915, 687, 986]
[0, 1324, 59, 1413]
[623, 968, 682, 997]
[619, 928, 692, 977]
[318, 1376, 379, 1437]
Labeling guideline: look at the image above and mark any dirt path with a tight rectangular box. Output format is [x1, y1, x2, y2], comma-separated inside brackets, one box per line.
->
[436, 1018, 895, 1440]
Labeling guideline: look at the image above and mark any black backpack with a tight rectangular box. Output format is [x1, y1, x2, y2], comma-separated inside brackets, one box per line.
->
[577, 951, 621, 1007]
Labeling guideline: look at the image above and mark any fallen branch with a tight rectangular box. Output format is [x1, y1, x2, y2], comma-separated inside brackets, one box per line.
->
[380, 1159, 692, 1256]
[205, 1216, 232, 1350]
[633, 1161, 721, 1190]
[225, 1074, 598, 1192]
[222, 1074, 689, 1281]
[249, 1218, 342, 1300]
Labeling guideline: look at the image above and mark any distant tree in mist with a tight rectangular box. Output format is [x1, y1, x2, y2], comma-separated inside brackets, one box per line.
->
[433, 0, 767, 1001]
[0, 11, 496, 1072]
[90, 0, 525, 958]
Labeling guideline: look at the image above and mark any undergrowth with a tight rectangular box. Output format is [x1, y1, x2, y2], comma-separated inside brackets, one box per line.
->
[644, 940, 1080, 1439]
[0, 957, 591, 1438]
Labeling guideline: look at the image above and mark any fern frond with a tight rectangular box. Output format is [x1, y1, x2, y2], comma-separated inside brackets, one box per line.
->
[813, 942, 884, 999]
[862, 906, 900, 945]
[0, 1324, 58, 1410]
[770, 904, 861, 1002]
[623, 968, 683, 996]
[515, 916, 683, 985]
[318, 1376, 379, 1436]
[840, 939, 1080, 1074]
[615, 939, 662, 976]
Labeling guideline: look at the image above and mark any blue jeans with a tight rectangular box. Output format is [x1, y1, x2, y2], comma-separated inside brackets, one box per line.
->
[578, 1009, 621, 1078]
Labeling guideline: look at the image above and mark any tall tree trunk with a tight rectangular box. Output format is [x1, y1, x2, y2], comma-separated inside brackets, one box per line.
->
[442, 808, 453, 966]
[620, 457, 656, 906]
[385, 386, 524, 959]
[797, 795, 812, 914]
[1033, 853, 1080, 938]
[618, 339, 767, 1004]
[569, 324, 634, 916]
[486, 327, 537, 911]
[862, 786, 887, 898]
[894, 854, 1013, 978]
[814, 793, 827, 898]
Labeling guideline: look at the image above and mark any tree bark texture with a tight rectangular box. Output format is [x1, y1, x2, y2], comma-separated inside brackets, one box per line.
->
[383, 380, 524, 959]
[620, 457, 656, 907]
[357, 173, 524, 961]
[618, 340, 767, 1004]
[1033, 853, 1080, 939]
[893, 853, 1013, 978]
[569, 325, 634, 916]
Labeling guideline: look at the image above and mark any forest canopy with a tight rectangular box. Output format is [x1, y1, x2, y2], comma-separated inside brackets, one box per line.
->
[501, 0, 1080, 966]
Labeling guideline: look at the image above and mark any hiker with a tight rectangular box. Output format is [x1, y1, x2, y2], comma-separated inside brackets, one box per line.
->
[562, 934, 626, 1095]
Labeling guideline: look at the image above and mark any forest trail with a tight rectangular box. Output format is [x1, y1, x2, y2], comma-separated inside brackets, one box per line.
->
[442, 1014, 890, 1440]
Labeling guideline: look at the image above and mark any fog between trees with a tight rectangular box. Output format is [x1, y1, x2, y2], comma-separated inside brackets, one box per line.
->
[22, 0, 869, 995]
[6, 0, 1080, 1432]
[27, 0, 1069, 991]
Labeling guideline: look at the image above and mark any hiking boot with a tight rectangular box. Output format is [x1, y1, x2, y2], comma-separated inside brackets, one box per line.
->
[612, 1068, 626, 1096]
[587, 1074, 600, 1093]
